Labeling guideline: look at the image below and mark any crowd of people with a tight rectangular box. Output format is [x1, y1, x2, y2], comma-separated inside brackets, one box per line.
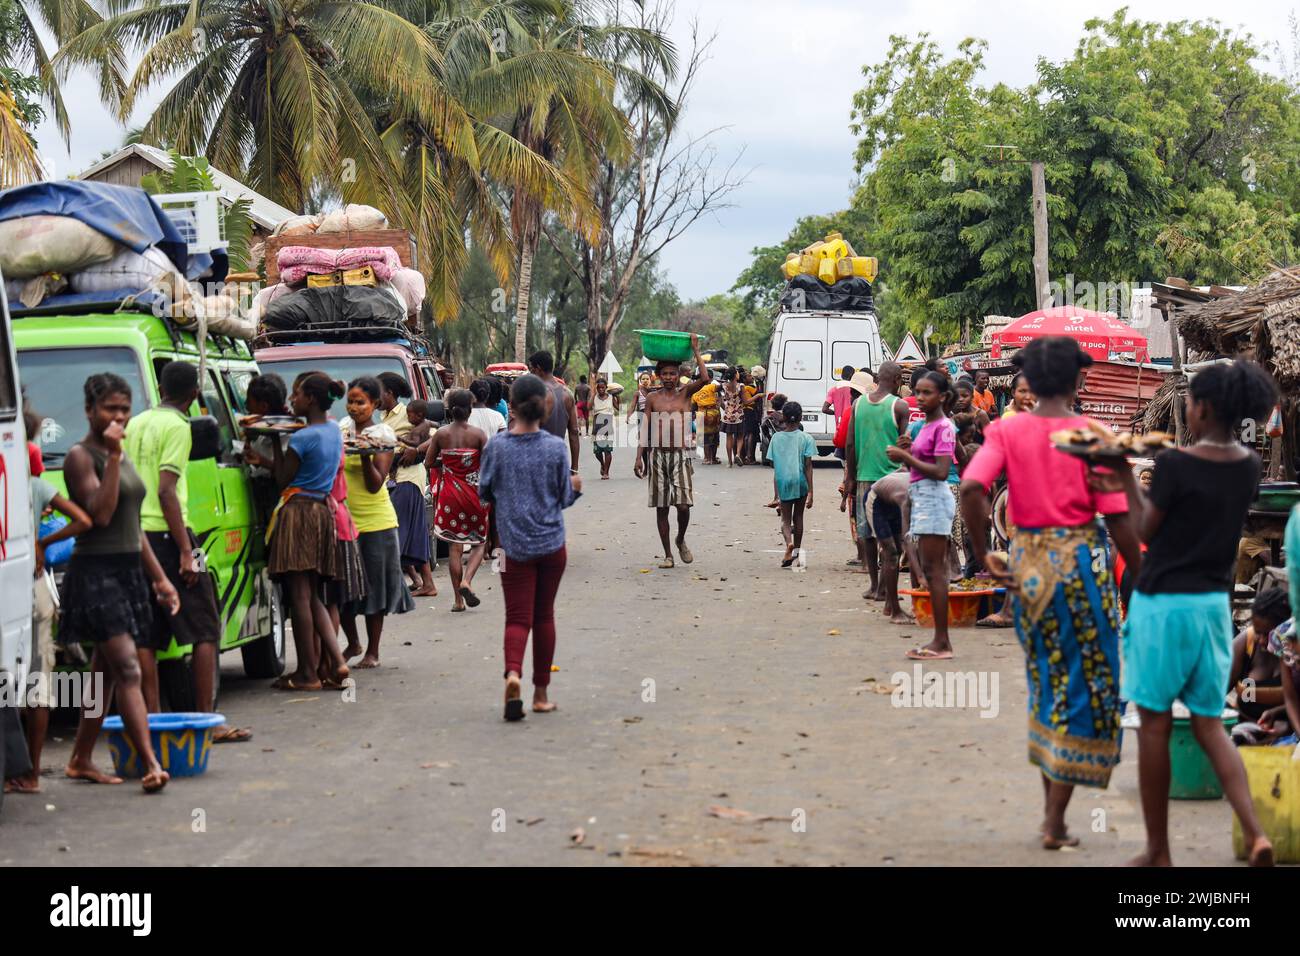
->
[820, 335, 1293, 865]
[10, 330, 1299, 869]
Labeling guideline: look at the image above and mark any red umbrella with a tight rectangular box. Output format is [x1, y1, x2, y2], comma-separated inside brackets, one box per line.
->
[991, 306, 1148, 361]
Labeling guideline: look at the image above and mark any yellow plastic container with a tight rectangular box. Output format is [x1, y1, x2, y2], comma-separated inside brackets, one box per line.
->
[835, 257, 855, 279]
[799, 252, 819, 275]
[819, 234, 849, 260]
[781, 256, 801, 280]
[851, 256, 879, 282]
[817, 257, 837, 284]
[1232, 745, 1300, 863]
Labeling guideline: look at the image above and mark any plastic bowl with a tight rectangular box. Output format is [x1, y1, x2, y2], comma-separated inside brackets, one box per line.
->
[102, 712, 227, 778]
[634, 329, 706, 362]
[900, 588, 997, 628]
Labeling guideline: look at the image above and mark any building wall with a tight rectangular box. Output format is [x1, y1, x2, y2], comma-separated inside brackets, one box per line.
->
[81, 156, 157, 188]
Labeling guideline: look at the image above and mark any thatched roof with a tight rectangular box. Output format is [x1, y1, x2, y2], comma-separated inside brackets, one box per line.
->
[1154, 268, 1300, 388]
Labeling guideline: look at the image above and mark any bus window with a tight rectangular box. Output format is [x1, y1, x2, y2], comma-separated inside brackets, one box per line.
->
[200, 369, 237, 460]
[781, 340, 822, 381]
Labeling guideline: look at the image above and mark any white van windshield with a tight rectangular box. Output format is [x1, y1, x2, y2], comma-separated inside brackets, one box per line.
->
[18, 347, 148, 466]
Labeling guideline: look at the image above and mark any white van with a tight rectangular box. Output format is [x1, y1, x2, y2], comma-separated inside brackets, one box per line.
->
[766, 310, 883, 456]
[0, 272, 34, 799]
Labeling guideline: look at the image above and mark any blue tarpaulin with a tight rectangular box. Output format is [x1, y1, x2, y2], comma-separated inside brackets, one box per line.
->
[0, 180, 227, 282]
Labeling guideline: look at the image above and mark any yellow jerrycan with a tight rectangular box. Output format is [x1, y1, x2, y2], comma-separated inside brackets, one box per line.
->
[1233, 745, 1300, 863]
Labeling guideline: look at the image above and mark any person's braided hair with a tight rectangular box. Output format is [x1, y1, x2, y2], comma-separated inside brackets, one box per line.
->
[1252, 587, 1291, 628]
[84, 372, 131, 408]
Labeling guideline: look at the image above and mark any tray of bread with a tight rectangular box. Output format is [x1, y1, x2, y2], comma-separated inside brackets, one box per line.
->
[239, 414, 306, 435]
[1050, 420, 1175, 461]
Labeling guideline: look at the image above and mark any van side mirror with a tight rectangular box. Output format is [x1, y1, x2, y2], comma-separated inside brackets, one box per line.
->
[426, 399, 446, 424]
[190, 415, 222, 461]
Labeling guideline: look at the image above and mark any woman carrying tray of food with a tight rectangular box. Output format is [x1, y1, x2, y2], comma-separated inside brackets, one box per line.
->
[959, 336, 1142, 852]
[338, 375, 414, 668]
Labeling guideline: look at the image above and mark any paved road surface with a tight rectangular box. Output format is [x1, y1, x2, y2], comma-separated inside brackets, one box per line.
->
[1, 436, 1237, 866]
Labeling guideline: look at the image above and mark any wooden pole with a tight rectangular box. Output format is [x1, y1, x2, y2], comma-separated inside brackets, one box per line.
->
[1169, 310, 1187, 446]
[1031, 161, 1050, 309]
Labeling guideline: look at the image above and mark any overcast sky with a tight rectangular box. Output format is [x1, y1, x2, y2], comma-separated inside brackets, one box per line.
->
[31, 0, 1295, 301]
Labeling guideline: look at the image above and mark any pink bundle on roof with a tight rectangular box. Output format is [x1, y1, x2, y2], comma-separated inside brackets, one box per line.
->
[336, 246, 401, 281]
[387, 267, 427, 315]
[276, 245, 403, 284]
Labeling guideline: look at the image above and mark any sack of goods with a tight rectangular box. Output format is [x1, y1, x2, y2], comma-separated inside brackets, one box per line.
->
[70, 244, 178, 294]
[271, 213, 324, 238]
[261, 284, 406, 332]
[317, 203, 388, 233]
[776, 230, 877, 312]
[0, 214, 117, 277]
[387, 267, 427, 318]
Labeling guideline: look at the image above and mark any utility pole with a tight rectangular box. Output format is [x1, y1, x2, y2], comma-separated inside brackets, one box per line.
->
[1030, 161, 1050, 310]
[984, 147, 1051, 311]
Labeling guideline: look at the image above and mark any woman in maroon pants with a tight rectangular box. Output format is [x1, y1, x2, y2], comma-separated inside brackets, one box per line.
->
[478, 375, 582, 721]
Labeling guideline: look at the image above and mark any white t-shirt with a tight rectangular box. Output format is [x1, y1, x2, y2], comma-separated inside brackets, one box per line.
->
[468, 407, 506, 437]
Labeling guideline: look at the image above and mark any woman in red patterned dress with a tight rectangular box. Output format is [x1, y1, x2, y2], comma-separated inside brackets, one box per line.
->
[426, 389, 491, 612]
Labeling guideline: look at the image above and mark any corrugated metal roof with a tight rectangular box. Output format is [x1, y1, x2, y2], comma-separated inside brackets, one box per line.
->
[1078, 361, 1169, 431]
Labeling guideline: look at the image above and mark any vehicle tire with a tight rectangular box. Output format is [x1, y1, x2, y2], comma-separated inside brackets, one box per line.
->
[241, 585, 286, 679]
[158, 651, 219, 712]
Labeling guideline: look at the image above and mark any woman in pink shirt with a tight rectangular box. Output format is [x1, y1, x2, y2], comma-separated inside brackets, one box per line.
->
[960, 337, 1141, 851]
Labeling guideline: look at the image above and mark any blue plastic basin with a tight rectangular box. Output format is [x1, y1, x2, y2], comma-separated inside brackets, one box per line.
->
[102, 712, 226, 778]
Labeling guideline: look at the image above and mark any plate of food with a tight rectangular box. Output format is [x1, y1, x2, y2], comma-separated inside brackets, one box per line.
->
[1050, 422, 1175, 461]
[239, 414, 305, 434]
[344, 435, 398, 456]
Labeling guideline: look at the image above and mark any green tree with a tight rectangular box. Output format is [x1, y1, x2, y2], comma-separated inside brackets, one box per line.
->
[59, 0, 574, 319]
[2, 0, 121, 145]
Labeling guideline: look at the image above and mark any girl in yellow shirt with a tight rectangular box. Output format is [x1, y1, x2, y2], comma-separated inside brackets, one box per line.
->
[339, 376, 414, 667]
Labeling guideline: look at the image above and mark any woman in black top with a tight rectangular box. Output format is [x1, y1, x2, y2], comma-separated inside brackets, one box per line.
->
[62, 374, 180, 793]
[1109, 360, 1277, 867]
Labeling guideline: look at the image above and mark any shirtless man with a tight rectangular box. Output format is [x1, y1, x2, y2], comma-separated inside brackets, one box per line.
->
[635, 333, 709, 568]
[864, 469, 922, 624]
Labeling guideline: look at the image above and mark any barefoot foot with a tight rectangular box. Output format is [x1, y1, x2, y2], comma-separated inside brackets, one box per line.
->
[66, 763, 123, 785]
[1248, 836, 1275, 867]
[141, 767, 169, 793]
[355, 655, 380, 669]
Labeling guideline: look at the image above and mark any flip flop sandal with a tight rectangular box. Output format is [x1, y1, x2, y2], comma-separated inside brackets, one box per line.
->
[460, 586, 481, 608]
[504, 677, 525, 721]
[781, 555, 796, 568]
[450, 605, 466, 613]
[213, 727, 253, 743]
[976, 616, 1013, 629]
[905, 647, 954, 661]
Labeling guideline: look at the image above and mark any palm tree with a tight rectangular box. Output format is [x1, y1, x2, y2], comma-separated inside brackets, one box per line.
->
[0, 69, 43, 186]
[424, 0, 676, 360]
[56, 0, 539, 318]
[2, 0, 123, 145]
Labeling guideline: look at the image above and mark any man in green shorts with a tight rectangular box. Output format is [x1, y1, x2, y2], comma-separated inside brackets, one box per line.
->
[844, 361, 908, 598]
